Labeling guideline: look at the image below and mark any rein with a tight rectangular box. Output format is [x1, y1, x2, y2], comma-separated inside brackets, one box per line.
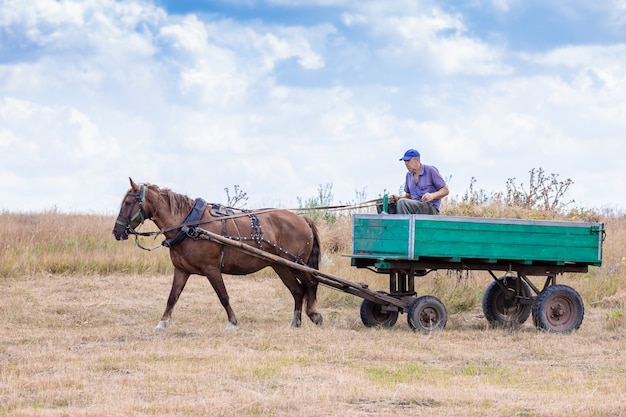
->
[124, 196, 379, 252]
[125, 207, 281, 251]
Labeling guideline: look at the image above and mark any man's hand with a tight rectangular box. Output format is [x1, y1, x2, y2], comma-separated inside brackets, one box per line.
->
[421, 193, 434, 203]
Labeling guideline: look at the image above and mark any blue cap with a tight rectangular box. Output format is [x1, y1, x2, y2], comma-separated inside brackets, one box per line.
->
[400, 149, 420, 161]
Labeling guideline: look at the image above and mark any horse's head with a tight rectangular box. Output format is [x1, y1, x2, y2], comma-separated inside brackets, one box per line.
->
[112, 178, 150, 241]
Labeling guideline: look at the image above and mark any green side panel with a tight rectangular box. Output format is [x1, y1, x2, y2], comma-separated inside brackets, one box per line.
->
[412, 217, 602, 264]
[352, 216, 411, 258]
[351, 214, 603, 265]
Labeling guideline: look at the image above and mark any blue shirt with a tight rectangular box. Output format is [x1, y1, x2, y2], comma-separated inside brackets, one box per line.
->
[404, 164, 446, 210]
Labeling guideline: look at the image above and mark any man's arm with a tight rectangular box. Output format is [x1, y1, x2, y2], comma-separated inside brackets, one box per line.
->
[422, 184, 449, 203]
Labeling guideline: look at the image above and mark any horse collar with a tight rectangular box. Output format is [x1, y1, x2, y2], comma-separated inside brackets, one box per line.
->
[162, 198, 208, 248]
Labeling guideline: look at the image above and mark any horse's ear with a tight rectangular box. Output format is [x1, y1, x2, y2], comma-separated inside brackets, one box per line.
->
[129, 177, 140, 192]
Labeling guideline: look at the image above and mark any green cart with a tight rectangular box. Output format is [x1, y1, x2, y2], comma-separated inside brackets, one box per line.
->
[350, 214, 604, 333]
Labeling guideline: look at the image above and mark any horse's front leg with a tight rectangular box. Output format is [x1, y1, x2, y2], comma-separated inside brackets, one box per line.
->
[204, 268, 239, 330]
[155, 268, 190, 330]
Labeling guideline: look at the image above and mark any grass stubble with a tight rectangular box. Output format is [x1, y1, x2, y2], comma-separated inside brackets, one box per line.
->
[0, 211, 625, 416]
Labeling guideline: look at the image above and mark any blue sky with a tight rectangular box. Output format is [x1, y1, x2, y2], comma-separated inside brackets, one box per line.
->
[1, 0, 625, 214]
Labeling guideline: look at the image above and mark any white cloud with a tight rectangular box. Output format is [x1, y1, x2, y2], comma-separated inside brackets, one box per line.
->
[610, 0, 626, 26]
[341, 13, 367, 26]
[0, 128, 17, 147]
[1, 0, 626, 213]
[0, 97, 120, 164]
[435, 35, 511, 75]
[346, 5, 512, 76]
[0, 96, 126, 212]
[157, 15, 210, 57]
[531, 44, 626, 71]
[252, 30, 324, 70]
[0, 0, 162, 53]
[490, 0, 514, 13]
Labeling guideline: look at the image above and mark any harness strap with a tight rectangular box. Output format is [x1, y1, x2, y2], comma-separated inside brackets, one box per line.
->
[220, 215, 242, 269]
[245, 210, 264, 249]
[162, 198, 208, 248]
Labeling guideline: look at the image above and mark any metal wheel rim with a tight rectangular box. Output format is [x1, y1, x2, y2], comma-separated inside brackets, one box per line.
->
[495, 290, 525, 321]
[417, 306, 441, 329]
[371, 306, 394, 323]
[543, 294, 577, 329]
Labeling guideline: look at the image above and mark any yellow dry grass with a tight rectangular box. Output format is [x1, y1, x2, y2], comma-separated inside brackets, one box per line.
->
[2, 270, 626, 417]
[1, 209, 625, 416]
[0, 211, 172, 277]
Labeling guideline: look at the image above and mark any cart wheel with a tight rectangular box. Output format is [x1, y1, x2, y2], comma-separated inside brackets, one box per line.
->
[532, 285, 584, 333]
[360, 297, 399, 328]
[407, 296, 447, 332]
[482, 276, 532, 327]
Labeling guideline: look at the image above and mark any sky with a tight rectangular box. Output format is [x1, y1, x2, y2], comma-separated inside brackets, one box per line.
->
[1, 0, 626, 215]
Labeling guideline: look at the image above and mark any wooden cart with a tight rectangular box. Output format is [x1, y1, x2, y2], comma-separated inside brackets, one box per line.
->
[349, 214, 604, 333]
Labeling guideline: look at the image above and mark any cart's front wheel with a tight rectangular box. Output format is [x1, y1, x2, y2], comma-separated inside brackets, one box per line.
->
[532, 285, 584, 333]
[360, 297, 399, 328]
[482, 276, 532, 327]
[407, 296, 447, 332]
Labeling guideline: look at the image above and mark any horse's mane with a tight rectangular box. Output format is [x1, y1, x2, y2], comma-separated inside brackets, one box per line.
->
[146, 183, 194, 217]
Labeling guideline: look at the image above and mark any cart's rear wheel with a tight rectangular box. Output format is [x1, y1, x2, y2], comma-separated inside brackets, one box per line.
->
[407, 296, 447, 332]
[360, 296, 399, 328]
[532, 285, 584, 333]
[482, 276, 532, 327]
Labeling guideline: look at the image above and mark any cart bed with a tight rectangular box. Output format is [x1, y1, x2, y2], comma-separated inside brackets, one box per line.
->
[351, 214, 604, 267]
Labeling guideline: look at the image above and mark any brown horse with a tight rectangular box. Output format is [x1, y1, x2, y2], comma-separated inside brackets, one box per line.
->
[112, 178, 323, 330]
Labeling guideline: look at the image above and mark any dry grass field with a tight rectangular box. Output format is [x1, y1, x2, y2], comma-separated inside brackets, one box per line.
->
[1, 209, 625, 416]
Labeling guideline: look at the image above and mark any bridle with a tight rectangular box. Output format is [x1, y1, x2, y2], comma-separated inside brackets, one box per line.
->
[115, 184, 148, 236]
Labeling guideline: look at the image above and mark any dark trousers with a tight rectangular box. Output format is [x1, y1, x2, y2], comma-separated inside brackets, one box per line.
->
[396, 198, 438, 214]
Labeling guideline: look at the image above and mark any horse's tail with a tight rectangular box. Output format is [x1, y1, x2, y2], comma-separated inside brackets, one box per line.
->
[303, 216, 321, 270]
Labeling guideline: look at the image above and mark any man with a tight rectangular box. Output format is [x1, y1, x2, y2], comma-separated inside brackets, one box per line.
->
[390, 149, 449, 214]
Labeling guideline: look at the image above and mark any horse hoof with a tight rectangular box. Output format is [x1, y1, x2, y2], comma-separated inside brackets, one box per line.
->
[225, 322, 238, 331]
[155, 320, 170, 330]
[290, 311, 302, 328]
[311, 313, 323, 326]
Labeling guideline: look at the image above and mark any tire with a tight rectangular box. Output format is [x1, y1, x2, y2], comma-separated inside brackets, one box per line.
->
[482, 276, 532, 327]
[532, 285, 584, 333]
[360, 297, 399, 328]
[407, 296, 447, 332]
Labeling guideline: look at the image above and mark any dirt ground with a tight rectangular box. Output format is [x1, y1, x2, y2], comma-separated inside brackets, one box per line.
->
[1, 272, 625, 417]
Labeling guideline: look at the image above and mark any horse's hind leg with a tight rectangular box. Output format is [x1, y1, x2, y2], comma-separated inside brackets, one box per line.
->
[156, 268, 190, 330]
[272, 265, 305, 327]
[301, 274, 323, 325]
[204, 268, 239, 330]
